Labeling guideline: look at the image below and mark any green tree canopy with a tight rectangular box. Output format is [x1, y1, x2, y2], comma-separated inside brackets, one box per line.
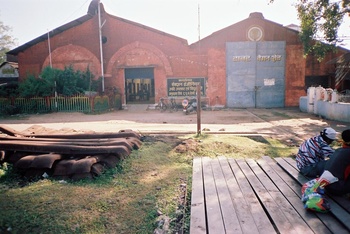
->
[270, 0, 350, 61]
[0, 19, 17, 63]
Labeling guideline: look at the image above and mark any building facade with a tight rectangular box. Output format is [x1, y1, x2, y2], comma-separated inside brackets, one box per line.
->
[0, 62, 18, 86]
[7, 1, 349, 108]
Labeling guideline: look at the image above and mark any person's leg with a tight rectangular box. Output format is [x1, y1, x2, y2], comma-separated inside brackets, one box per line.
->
[315, 160, 327, 177]
[327, 178, 350, 195]
[300, 161, 326, 178]
[326, 181, 347, 195]
[300, 165, 319, 178]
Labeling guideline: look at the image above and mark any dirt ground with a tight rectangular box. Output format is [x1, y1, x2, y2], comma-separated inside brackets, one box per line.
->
[1, 105, 348, 234]
[0, 105, 349, 145]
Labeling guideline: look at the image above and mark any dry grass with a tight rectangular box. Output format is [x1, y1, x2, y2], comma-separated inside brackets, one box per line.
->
[0, 134, 297, 233]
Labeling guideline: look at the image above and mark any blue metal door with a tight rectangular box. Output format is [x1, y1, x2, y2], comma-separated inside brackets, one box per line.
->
[226, 41, 286, 108]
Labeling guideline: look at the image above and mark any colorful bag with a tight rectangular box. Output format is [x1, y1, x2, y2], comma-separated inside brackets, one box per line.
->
[301, 178, 324, 202]
[303, 193, 331, 213]
[301, 170, 338, 213]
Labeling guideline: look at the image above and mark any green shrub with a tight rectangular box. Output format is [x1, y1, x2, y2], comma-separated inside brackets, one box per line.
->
[0, 83, 19, 97]
[17, 66, 100, 98]
[2, 105, 20, 115]
[18, 74, 53, 97]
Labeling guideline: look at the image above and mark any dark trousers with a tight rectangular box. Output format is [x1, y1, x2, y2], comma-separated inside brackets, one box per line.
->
[299, 161, 327, 178]
[326, 180, 350, 195]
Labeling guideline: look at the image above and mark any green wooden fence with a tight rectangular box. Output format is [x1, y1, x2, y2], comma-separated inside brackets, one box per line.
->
[14, 97, 51, 113]
[0, 94, 122, 115]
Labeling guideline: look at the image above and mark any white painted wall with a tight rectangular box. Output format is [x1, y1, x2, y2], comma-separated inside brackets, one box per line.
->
[299, 87, 350, 123]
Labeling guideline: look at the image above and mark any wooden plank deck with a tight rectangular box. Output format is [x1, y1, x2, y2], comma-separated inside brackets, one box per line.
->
[190, 156, 350, 234]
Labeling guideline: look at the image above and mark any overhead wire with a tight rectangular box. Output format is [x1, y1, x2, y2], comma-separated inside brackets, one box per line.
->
[48, 0, 91, 32]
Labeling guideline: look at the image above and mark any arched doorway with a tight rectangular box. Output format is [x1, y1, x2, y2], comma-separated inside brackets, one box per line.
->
[125, 67, 154, 104]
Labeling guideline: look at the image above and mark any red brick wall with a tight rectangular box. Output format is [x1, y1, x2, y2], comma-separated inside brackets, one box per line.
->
[285, 45, 306, 106]
[101, 12, 206, 103]
[304, 49, 347, 76]
[207, 48, 226, 106]
[15, 8, 348, 108]
[193, 13, 300, 52]
[17, 10, 202, 103]
[18, 14, 101, 80]
[188, 13, 349, 107]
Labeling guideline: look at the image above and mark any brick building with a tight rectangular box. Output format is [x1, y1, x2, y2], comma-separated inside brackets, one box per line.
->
[7, 0, 349, 108]
[0, 62, 18, 86]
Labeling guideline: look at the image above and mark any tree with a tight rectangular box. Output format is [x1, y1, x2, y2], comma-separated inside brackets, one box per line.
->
[0, 19, 17, 64]
[270, 0, 350, 61]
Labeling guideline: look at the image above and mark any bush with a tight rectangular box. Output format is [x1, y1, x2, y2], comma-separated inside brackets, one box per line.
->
[18, 74, 53, 97]
[16, 66, 100, 98]
[2, 105, 20, 115]
[0, 83, 19, 97]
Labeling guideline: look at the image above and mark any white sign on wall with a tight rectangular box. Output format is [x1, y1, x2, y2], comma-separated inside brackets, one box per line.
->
[264, 78, 275, 86]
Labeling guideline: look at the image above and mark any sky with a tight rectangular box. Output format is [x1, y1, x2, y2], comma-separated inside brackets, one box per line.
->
[1, 0, 350, 50]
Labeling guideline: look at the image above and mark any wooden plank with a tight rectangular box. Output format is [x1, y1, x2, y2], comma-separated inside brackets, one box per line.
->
[282, 157, 298, 170]
[218, 156, 260, 234]
[227, 158, 277, 233]
[246, 158, 314, 234]
[190, 156, 350, 234]
[258, 156, 334, 234]
[274, 157, 308, 184]
[190, 157, 207, 234]
[202, 157, 225, 233]
[210, 157, 242, 234]
[236, 158, 298, 234]
[275, 157, 350, 232]
[0, 125, 21, 136]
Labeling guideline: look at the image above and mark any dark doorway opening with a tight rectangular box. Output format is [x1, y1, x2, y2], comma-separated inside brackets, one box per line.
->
[125, 67, 154, 104]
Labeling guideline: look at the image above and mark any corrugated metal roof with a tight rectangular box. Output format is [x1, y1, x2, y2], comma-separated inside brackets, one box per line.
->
[0, 61, 18, 69]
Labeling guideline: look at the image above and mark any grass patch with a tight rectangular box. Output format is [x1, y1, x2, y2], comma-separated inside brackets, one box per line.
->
[0, 134, 296, 233]
[176, 134, 296, 159]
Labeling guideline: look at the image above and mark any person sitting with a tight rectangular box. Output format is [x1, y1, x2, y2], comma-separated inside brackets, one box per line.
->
[323, 129, 350, 195]
[296, 127, 337, 178]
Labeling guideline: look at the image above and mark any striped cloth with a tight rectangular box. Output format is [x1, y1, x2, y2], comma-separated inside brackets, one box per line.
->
[296, 135, 335, 170]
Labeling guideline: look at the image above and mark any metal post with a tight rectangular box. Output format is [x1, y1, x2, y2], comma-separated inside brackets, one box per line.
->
[48, 30, 57, 110]
[197, 6, 202, 135]
[47, 31, 52, 68]
[98, 0, 105, 93]
[197, 84, 201, 135]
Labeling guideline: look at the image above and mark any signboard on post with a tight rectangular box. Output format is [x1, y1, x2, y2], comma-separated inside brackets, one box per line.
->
[167, 78, 206, 97]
